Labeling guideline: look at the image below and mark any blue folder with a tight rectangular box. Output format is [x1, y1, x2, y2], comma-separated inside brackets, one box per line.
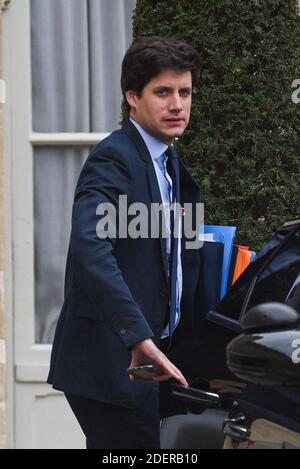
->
[203, 225, 237, 299]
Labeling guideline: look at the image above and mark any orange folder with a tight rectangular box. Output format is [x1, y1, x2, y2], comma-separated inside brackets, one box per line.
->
[232, 247, 252, 284]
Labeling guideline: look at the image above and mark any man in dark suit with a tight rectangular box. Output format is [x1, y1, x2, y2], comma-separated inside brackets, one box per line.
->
[48, 36, 202, 449]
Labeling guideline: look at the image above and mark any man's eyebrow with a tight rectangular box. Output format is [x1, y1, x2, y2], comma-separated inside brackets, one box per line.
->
[153, 86, 172, 91]
[153, 86, 192, 91]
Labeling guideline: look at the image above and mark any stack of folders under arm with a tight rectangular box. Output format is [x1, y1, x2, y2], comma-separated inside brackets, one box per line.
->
[198, 225, 256, 316]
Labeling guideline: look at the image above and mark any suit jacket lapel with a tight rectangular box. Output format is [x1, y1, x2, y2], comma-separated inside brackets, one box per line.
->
[179, 159, 202, 204]
[122, 120, 169, 283]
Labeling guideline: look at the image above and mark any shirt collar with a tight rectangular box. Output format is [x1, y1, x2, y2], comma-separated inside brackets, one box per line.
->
[130, 117, 168, 162]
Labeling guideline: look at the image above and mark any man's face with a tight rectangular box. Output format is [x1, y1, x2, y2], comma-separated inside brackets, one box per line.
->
[126, 69, 192, 144]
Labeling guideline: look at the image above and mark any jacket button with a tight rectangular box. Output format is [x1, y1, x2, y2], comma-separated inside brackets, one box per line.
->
[120, 329, 127, 336]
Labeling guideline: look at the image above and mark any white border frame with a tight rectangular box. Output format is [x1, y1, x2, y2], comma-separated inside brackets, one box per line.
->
[3, 0, 15, 448]
[2, 0, 299, 451]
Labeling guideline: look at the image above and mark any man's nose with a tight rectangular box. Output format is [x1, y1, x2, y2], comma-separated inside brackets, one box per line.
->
[169, 93, 183, 112]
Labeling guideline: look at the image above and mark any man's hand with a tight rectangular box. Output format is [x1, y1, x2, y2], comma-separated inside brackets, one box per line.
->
[129, 338, 189, 388]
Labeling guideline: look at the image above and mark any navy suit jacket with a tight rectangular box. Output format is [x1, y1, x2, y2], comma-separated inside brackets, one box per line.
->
[47, 120, 202, 408]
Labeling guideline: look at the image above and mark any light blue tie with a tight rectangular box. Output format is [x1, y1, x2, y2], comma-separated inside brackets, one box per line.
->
[165, 146, 180, 347]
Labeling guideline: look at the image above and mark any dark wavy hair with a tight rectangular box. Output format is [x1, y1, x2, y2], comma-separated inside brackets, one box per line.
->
[121, 36, 201, 112]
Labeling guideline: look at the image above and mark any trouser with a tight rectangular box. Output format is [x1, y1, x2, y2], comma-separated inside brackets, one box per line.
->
[65, 385, 160, 449]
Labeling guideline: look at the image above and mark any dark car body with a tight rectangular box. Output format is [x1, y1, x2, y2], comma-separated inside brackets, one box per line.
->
[161, 219, 300, 449]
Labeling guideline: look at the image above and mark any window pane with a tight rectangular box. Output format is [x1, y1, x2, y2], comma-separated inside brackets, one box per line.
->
[31, 0, 136, 133]
[31, 0, 90, 133]
[34, 147, 89, 344]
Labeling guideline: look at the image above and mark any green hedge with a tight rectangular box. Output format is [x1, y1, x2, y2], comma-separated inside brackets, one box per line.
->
[129, 0, 300, 250]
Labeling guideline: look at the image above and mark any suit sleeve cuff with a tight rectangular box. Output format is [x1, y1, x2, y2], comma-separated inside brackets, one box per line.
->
[112, 321, 154, 350]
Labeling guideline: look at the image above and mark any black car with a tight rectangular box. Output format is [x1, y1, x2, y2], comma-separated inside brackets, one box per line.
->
[160, 219, 300, 449]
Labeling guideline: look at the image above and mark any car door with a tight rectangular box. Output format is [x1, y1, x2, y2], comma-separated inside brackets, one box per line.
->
[219, 220, 300, 449]
[161, 219, 300, 449]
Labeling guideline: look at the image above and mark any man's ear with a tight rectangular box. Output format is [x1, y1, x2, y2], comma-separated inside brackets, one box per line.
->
[125, 90, 138, 111]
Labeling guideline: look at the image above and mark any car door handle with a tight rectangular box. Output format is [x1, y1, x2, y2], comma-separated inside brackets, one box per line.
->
[171, 383, 220, 408]
[223, 415, 246, 426]
[223, 415, 251, 442]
